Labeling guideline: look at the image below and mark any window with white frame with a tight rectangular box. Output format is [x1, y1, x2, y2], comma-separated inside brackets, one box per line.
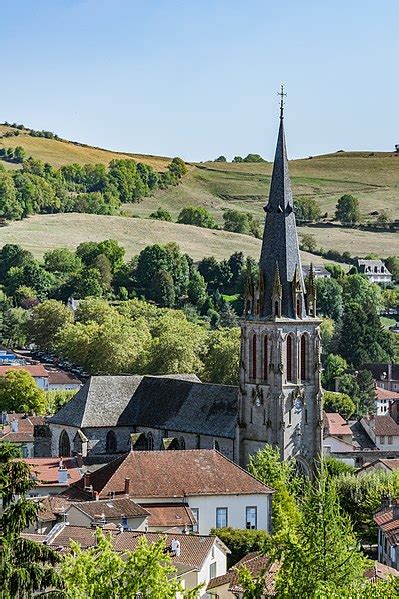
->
[209, 561, 216, 580]
[246, 506, 257, 529]
[216, 507, 228, 528]
[191, 508, 199, 532]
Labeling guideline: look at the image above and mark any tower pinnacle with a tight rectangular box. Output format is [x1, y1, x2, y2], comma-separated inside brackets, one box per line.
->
[278, 83, 287, 120]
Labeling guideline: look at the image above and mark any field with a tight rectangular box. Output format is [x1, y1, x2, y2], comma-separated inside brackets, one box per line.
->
[0, 213, 337, 264]
[1, 123, 398, 258]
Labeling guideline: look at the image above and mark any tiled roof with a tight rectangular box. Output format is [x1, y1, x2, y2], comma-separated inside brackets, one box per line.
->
[48, 374, 238, 438]
[0, 414, 45, 444]
[375, 386, 399, 400]
[324, 413, 352, 436]
[112, 531, 222, 570]
[374, 506, 399, 541]
[46, 368, 81, 385]
[362, 363, 399, 381]
[50, 525, 99, 549]
[144, 503, 196, 527]
[357, 459, 399, 474]
[0, 364, 49, 377]
[18, 457, 82, 487]
[37, 495, 71, 522]
[64, 450, 274, 500]
[363, 414, 399, 436]
[70, 498, 149, 519]
[208, 552, 279, 595]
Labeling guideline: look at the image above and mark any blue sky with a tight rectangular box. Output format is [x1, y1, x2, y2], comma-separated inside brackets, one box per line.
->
[1, 0, 397, 160]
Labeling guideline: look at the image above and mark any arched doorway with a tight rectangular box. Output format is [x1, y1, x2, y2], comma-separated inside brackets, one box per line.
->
[59, 430, 71, 457]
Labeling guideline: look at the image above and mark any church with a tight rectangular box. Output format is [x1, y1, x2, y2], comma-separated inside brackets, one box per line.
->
[38, 100, 323, 474]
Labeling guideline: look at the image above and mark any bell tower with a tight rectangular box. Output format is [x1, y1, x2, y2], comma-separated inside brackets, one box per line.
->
[238, 88, 323, 474]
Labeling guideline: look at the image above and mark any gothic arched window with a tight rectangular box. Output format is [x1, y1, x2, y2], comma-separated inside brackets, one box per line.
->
[252, 333, 257, 379]
[263, 335, 268, 381]
[147, 432, 154, 450]
[59, 430, 71, 457]
[286, 335, 293, 382]
[301, 334, 308, 381]
[296, 297, 301, 317]
[106, 430, 117, 454]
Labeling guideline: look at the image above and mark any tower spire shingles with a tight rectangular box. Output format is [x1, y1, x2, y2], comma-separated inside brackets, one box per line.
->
[260, 88, 305, 319]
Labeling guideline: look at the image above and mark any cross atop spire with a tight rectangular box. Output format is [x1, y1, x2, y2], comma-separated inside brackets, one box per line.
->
[278, 84, 287, 119]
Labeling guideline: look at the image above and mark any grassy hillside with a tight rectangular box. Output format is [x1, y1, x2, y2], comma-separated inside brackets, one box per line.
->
[0, 213, 337, 264]
[1, 123, 398, 258]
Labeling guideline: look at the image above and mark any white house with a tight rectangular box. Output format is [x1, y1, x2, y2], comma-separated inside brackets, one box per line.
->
[65, 497, 149, 531]
[357, 260, 392, 284]
[0, 364, 81, 392]
[61, 450, 274, 535]
[360, 413, 399, 451]
[323, 412, 357, 466]
[375, 386, 399, 415]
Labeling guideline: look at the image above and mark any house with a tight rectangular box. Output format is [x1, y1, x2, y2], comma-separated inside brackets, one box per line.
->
[64, 497, 150, 531]
[25, 526, 230, 597]
[322, 412, 357, 466]
[302, 265, 331, 279]
[360, 412, 399, 451]
[363, 363, 399, 393]
[43, 374, 238, 462]
[375, 386, 399, 415]
[356, 458, 399, 475]
[61, 449, 274, 534]
[207, 552, 279, 598]
[45, 367, 82, 391]
[374, 499, 399, 571]
[356, 260, 392, 284]
[19, 457, 83, 497]
[0, 413, 45, 457]
[0, 364, 50, 389]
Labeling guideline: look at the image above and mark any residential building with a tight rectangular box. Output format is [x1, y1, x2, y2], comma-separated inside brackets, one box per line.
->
[19, 457, 83, 497]
[65, 497, 149, 531]
[302, 265, 331, 279]
[0, 364, 81, 392]
[0, 413, 45, 457]
[61, 449, 274, 534]
[0, 364, 49, 389]
[363, 363, 399, 393]
[207, 552, 279, 598]
[356, 260, 392, 284]
[360, 411, 399, 451]
[375, 386, 399, 415]
[323, 412, 358, 466]
[374, 500, 399, 571]
[24, 527, 230, 597]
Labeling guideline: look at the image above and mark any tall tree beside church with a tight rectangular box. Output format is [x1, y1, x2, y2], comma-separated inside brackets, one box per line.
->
[0, 443, 63, 597]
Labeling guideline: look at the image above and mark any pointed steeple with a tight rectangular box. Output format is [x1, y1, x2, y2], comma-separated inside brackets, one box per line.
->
[259, 92, 305, 319]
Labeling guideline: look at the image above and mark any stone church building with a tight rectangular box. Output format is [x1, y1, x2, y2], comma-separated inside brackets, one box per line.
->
[39, 105, 323, 473]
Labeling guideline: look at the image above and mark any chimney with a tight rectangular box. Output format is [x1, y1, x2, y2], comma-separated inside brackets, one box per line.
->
[10, 419, 19, 433]
[94, 491, 100, 501]
[83, 472, 91, 489]
[58, 465, 68, 485]
[171, 539, 181, 557]
[124, 477, 130, 495]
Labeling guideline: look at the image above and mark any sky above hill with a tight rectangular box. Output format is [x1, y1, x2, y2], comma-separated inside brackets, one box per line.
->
[1, 0, 398, 161]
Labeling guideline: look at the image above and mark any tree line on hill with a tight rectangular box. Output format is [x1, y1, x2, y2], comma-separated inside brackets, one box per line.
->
[0, 153, 187, 220]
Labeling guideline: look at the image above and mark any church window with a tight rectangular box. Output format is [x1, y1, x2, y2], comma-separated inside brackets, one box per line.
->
[286, 335, 293, 382]
[252, 334, 257, 379]
[59, 430, 70, 457]
[106, 430, 117, 453]
[179, 436, 186, 450]
[296, 297, 301, 317]
[301, 335, 308, 381]
[147, 432, 154, 451]
[263, 335, 268, 381]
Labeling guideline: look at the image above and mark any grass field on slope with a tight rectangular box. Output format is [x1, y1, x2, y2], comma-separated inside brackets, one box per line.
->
[0, 213, 344, 263]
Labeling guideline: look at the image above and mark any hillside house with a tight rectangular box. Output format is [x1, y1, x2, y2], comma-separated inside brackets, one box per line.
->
[356, 260, 392, 284]
[61, 449, 274, 535]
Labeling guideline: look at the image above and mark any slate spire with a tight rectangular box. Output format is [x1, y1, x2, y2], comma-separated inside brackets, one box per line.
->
[259, 96, 305, 319]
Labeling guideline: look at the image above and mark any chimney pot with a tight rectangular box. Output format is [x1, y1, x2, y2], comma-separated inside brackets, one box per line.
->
[124, 477, 130, 495]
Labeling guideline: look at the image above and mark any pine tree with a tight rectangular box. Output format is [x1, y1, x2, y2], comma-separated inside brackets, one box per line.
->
[0, 443, 63, 597]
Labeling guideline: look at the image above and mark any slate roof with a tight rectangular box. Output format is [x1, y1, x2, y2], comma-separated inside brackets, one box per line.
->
[69, 497, 149, 519]
[259, 115, 305, 319]
[48, 374, 238, 438]
[63, 450, 274, 500]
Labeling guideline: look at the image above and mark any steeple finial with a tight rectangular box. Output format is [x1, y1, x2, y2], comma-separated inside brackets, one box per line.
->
[278, 84, 287, 119]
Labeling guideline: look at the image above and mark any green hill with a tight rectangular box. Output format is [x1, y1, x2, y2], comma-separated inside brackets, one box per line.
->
[1, 123, 398, 258]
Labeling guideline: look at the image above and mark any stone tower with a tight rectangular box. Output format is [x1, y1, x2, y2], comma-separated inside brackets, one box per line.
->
[238, 100, 323, 474]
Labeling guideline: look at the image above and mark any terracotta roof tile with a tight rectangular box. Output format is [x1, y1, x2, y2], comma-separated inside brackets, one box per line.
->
[0, 364, 49, 377]
[17, 457, 82, 487]
[64, 450, 274, 500]
[46, 369, 81, 385]
[208, 552, 279, 595]
[144, 503, 196, 527]
[70, 498, 149, 519]
[363, 414, 399, 436]
[375, 387, 399, 400]
[324, 413, 352, 436]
